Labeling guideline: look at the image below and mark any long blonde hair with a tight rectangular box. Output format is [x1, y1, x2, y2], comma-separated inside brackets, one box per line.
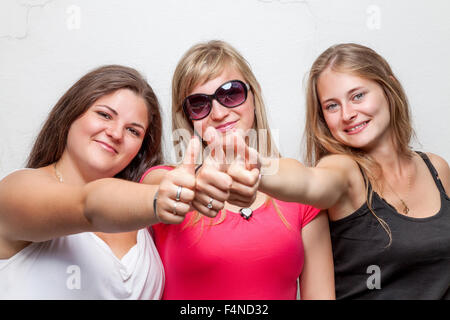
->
[171, 40, 287, 228]
[172, 40, 279, 159]
[304, 43, 416, 245]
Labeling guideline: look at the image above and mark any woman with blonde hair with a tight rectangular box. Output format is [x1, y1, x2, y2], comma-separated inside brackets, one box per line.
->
[141, 40, 335, 300]
[260, 43, 450, 299]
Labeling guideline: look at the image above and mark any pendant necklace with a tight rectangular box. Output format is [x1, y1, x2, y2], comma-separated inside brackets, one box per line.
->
[382, 170, 413, 215]
[385, 182, 410, 214]
[239, 207, 253, 220]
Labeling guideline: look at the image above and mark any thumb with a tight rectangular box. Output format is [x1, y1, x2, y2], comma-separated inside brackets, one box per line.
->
[203, 127, 225, 167]
[231, 132, 247, 165]
[180, 136, 201, 173]
[246, 146, 261, 171]
[228, 131, 260, 170]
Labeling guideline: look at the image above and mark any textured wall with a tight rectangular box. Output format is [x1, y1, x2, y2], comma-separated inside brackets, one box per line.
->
[1, 0, 449, 178]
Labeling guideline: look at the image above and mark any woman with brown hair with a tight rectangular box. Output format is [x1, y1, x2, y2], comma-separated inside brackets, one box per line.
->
[142, 40, 335, 300]
[260, 43, 450, 299]
[0, 65, 189, 299]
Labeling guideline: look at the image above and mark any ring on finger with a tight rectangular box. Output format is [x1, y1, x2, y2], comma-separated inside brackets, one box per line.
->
[207, 198, 214, 209]
[175, 185, 182, 202]
[173, 202, 178, 215]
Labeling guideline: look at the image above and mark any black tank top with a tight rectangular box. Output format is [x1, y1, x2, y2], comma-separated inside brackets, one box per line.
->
[329, 152, 450, 299]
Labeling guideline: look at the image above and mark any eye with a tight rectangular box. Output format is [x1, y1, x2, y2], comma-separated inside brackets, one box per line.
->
[127, 127, 141, 137]
[353, 92, 365, 101]
[325, 103, 339, 112]
[97, 111, 112, 119]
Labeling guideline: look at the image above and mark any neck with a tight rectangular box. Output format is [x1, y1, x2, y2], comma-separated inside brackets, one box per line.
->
[365, 135, 412, 176]
[56, 152, 109, 185]
[375, 151, 409, 178]
[368, 144, 416, 213]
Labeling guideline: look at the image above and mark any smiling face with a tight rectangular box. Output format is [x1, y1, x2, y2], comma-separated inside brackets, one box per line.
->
[65, 88, 148, 178]
[189, 67, 255, 143]
[317, 68, 392, 151]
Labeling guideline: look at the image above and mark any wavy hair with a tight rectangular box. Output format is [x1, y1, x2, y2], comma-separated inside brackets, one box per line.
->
[304, 43, 416, 245]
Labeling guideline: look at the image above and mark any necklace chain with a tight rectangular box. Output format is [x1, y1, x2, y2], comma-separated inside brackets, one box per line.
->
[54, 162, 63, 183]
[382, 168, 413, 215]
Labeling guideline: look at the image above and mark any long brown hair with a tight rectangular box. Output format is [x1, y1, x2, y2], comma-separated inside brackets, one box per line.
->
[26, 65, 163, 182]
[304, 43, 416, 245]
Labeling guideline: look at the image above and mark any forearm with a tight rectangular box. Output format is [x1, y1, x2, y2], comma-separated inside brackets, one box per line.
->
[259, 157, 346, 209]
[259, 158, 313, 203]
[83, 178, 159, 233]
[0, 171, 160, 244]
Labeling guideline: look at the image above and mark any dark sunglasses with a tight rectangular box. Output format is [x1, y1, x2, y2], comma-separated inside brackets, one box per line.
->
[182, 80, 250, 120]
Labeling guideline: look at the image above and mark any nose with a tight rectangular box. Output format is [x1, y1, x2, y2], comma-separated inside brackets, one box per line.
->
[209, 99, 231, 121]
[342, 103, 357, 122]
[105, 122, 123, 141]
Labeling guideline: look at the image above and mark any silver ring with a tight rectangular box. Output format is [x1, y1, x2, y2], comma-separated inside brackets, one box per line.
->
[173, 202, 178, 215]
[207, 198, 213, 209]
[175, 186, 182, 201]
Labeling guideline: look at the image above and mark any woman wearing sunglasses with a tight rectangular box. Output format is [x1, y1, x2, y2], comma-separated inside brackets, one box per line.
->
[141, 40, 335, 299]
[259, 43, 450, 299]
[0, 65, 190, 299]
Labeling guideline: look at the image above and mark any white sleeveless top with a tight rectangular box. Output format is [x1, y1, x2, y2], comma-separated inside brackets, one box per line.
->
[0, 229, 164, 299]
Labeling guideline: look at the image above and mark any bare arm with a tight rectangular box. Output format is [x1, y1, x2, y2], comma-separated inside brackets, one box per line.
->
[299, 211, 335, 300]
[0, 169, 159, 243]
[259, 155, 355, 210]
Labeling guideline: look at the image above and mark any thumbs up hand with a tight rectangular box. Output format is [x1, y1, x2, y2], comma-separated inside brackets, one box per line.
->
[192, 127, 232, 218]
[154, 136, 200, 224]
[226, 131, 261, 208]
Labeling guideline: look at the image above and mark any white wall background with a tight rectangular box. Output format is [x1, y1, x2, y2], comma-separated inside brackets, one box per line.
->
[1, 0, 449, 179]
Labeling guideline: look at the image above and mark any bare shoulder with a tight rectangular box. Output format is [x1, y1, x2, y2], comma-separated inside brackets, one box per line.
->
[0, 167, 54, 188]
[425, 152, 450, 173]
[317, 154, 361, 176]
[141, 165, 175, 185]
[0, 167, 58, 211]
[0, 167, 58, 248]
[317, 154, 367, 218]
[425, 152, 450, 193]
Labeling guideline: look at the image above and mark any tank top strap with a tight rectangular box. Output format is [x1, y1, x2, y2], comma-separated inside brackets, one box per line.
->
[415, 151, 447, 195]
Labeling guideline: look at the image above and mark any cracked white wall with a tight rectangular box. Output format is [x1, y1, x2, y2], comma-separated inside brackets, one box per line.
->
[0, 0, 449, 178]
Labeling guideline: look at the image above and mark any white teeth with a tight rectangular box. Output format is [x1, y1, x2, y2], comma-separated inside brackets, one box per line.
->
[348, 122, 367, 132]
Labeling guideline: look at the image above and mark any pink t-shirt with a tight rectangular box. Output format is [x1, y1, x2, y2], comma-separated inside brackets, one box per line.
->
[141, 165, 320, 300]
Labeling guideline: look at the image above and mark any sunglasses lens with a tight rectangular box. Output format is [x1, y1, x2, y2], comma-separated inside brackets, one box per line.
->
[183, 80, 248, 120]
[184, 95, 211, 120]
[216, 81, 247, 107]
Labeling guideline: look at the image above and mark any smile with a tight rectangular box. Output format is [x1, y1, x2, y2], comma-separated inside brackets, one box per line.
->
[345, 121, 369, 134]
[215, 120, 238, 133]
[95, 140, 118, 154]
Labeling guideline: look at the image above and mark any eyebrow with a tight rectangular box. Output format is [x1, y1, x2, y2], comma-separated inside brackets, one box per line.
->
[321, 86, 365, 105]
[96, 104, 146, 130]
